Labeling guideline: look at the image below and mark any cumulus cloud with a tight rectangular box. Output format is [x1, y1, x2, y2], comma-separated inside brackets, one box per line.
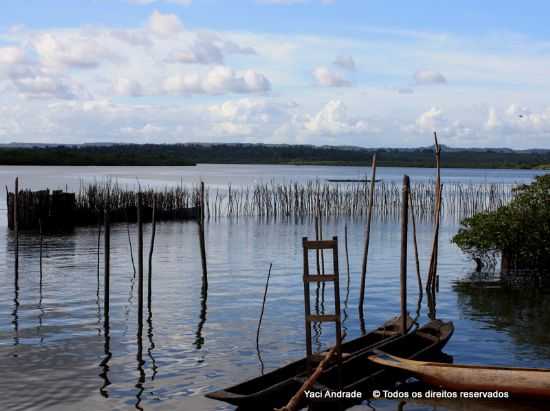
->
[5, 64, 90, 100]
[148, 10, 184, 35]
[0, 46, 27, 65]
[33, 33, 115, 69]
[333, 55, 356, 71]
[414, 70, 447, 85]
[166, 34, 255, 65]
[304, 100, 372, 136]
[312, 66, 351, 87]
[489, 105, 550, 133]
[163, 66, 271, 95]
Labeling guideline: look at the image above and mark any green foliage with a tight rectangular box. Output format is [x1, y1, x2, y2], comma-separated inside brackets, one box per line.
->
[453, 174, 550, 271]
[1, 144, 550, 167]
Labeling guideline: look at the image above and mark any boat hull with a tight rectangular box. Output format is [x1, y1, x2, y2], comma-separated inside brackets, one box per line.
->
[369, 354, 550, 400]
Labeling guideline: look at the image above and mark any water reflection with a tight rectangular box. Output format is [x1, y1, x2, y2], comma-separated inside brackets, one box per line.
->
[194, 270, 208, 350]
[454, 279, 550, 359]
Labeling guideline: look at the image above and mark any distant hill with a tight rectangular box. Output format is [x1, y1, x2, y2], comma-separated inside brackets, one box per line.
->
[0, 143, 549, 168]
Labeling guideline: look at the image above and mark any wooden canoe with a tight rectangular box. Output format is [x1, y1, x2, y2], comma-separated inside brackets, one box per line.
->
[205, 315, 412, 407]
[369, 352, 550, 400]
[206, 317, 455, 410]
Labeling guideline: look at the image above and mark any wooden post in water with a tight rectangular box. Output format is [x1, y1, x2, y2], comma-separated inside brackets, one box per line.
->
[198, 182, 208, 278]
[14, 177, 19, 275]
[147, 196, 157, 310]
[137, 193, 144, 330]
[400, 175, 410, 334]
[104, 207, 110, 320]
[358, 154, 377, 331]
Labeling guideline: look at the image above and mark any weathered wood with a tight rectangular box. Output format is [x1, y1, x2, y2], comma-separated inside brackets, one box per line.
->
[147, 196, 156, 310]
[14, 177, 19, 275]
[400, 175, 410, 335]
[137, 193, 144, 331]
[409, 190, 423, 320]
[274, 342, 340, 411]
[359, 154, 377, 325]
[303, 240, 336, 250]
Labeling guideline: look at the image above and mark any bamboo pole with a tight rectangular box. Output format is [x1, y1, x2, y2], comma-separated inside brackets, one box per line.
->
[400, 175, 410, 335]
[148, 196, 157, 310]
[358, 154, 377, 330]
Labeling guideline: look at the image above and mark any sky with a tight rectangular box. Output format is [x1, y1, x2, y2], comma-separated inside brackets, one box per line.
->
[1, 1, 550, 148]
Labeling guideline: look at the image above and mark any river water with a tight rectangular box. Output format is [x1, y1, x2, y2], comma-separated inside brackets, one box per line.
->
[0, 165, 547, 411]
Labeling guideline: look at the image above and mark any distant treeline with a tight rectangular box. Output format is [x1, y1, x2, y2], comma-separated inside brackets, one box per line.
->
[1, 143, 550, 168]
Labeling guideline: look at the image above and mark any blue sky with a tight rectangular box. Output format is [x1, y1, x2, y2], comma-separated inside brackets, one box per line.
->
[0, 0, 549, 147]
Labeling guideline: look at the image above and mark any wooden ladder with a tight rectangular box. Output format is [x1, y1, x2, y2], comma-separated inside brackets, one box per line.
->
[302, 236, 343, 387]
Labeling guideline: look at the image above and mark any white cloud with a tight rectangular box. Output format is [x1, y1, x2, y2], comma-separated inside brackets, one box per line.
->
[33, 33, 115, 69]
[415, 107, 444, 131]
[486, 107, 499, 129]
[333, 55, 356, 71]
[113, 78, 143, 96]
[6, 65, 90, 100]
[312, 66, 351, 87]
[148, 10, 184, 36]
[304, 100, 372, 136]
[0, 47, 27, 65]
[163, 66, 271, 95]
[167, 33, 256, 65]
[414, 70, 447, 85]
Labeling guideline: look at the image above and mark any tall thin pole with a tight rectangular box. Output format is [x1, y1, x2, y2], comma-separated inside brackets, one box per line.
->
[137, 193, 144, 331]
[400, 175, 410, 334]
[198, 182, 208, 278]
[427, 132, 442, 301]
[358, 153, 377, 329]
[14, 177, 19, 275]
[148, 196, 157, 311]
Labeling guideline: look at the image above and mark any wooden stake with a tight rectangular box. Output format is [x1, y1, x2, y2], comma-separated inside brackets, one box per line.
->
[14, 177, 19, 275]
[409, 190, 423, 320]
[148, 196, 157, 310]
[358, 154, 377, 327]
[400, 175, 410, 335]
[137, 193, 144, 331]
[427, 132, 442, 296]
[198, 183, 208, 278]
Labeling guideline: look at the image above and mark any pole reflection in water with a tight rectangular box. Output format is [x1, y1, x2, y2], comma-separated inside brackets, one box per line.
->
[135, 322, 146, 411]
[100, 207, 112, 398]
[194, 270, 208, 350]
[12, 256, 19, 347]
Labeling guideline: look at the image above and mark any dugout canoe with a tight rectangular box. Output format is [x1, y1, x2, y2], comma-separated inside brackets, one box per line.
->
[205, 315, 412, 408]
[368, 353, 550, 400]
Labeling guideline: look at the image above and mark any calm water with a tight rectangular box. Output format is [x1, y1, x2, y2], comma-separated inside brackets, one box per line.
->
[0, 165, 548, 411]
